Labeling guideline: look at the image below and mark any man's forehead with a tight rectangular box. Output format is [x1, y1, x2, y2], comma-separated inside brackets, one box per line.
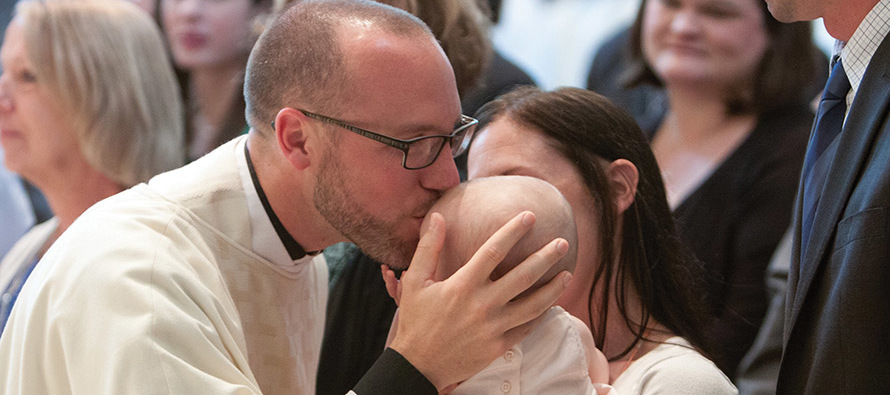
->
[336, 23, 439, 62]
[332, 30, 461, 132]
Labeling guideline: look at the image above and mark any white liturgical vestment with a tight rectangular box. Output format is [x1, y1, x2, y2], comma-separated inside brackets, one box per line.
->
[0, 137, 327, 394]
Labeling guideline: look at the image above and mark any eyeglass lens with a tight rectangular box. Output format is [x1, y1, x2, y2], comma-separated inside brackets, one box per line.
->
[404, 123, 474, 169]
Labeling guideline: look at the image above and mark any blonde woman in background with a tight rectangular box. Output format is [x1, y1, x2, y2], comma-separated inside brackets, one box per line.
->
[0, 0, 184, 332]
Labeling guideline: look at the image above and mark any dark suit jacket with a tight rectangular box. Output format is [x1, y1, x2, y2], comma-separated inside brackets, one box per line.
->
[779, 32, 890, 393]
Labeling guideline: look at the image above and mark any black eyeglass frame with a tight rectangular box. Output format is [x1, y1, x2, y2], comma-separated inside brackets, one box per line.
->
[274, 109, 478, 170]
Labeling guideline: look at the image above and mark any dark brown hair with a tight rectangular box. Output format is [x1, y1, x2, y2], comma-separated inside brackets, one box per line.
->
[473, 86, 713, 360]
[158, 0, 271, 160]
[624, 0, 822, 114]
[177, 70, 249, 160]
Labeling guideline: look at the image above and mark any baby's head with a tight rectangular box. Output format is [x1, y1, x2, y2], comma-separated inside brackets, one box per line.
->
[424, 175, 579, 286]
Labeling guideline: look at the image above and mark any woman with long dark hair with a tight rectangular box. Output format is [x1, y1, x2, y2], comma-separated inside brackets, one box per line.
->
[469, 86, 735, 393]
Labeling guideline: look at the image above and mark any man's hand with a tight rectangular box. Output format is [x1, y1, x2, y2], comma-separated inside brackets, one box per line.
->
[388, 211, 572, 392]
[381, 265, 401, 305]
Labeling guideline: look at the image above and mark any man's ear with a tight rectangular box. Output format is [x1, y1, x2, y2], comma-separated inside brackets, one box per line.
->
[275, 108, 313, 170]
[607, 159, 639, 215]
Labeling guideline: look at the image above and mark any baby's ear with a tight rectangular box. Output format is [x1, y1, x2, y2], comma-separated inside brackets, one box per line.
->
[606, 159, 639, 215]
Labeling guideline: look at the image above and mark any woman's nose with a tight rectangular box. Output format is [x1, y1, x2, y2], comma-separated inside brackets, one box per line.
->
[670, 11, 702, 35]
[173, 0, 203, 18]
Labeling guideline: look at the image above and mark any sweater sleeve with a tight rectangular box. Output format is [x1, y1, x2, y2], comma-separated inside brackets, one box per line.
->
[351, 348, 437, 395]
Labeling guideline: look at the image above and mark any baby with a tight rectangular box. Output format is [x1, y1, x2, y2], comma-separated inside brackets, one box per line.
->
[385, 175, 611, 394]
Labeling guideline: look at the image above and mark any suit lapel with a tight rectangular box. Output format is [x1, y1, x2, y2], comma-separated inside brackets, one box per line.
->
[789, 36, 890, 329]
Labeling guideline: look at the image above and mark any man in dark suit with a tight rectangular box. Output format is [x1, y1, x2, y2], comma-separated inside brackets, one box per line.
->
[764, 0, 890, 392]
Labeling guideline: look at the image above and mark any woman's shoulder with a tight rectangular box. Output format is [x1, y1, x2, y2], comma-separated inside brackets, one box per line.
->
[755, 104, 815, 140]
[0, 218, 60, 289]
[724, 104, 813, 173]
[612, 336, 738, 395]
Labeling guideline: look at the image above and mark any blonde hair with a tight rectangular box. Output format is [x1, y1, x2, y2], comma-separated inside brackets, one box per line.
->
[17, 0, 184, 186]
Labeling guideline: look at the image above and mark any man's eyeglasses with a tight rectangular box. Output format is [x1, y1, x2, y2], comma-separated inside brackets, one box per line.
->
[292, 109, 478, 170]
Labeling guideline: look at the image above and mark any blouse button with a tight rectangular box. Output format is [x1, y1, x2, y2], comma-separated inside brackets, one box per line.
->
[501, 380, 512, 393]
[503, 350, 515, 362]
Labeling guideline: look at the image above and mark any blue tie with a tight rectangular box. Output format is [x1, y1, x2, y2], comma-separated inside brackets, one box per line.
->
[801, 59, 851, 249]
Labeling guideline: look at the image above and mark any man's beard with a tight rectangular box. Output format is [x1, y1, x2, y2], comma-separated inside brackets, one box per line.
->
[313, 153, 431, 269]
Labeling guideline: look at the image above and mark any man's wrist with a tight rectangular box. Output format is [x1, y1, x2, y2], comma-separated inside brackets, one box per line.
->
[353, 348, 437, 395]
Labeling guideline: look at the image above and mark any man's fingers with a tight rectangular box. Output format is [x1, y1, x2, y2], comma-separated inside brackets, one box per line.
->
[402, 212, 446, 288]
[503, 270, 572, 330]
[440, 383, 459, 394]
[451, 211, 536, 284]
[381, 265, 401, 304]
[500, 313, 547, 353]
[493, 237, 570, 304]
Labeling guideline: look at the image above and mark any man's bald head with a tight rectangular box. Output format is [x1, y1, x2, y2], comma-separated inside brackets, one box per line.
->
[244, 0, 434, 136]
[428, 175, 578, 286]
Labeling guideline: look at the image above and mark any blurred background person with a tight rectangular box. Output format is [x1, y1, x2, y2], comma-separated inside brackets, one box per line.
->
[492, 0, 642, 89]
[622, 0, 824, 378]
[160, 0, 271, 161]
[127, 0, 157, 14]
[584, 17, 827, 140]
[0, 0, 184, 331]
[0, 147, 34, 258]
[586, 27, 668, 133]
[0, 0, 51, 259]
[493, 0, 831, 91]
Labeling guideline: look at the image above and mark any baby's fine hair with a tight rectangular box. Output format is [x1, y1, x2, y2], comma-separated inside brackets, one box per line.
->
[432, 175, 578, 285]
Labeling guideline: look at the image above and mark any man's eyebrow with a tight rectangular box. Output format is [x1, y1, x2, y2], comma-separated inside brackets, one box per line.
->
[398, 121, 459, 138]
